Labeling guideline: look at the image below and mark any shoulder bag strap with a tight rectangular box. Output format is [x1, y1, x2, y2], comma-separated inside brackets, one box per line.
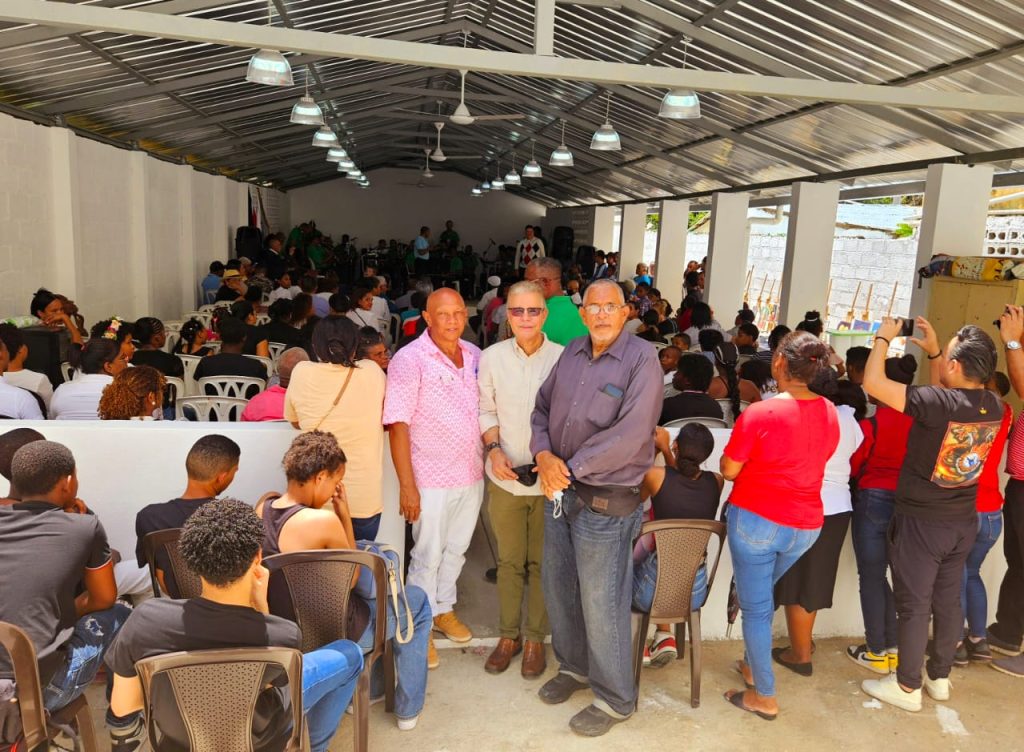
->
[313, 367, 356, 432]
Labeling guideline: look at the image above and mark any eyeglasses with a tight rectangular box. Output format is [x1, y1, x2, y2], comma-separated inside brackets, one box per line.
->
[508, 307, 544, 318]
[583, 303, 625, 315]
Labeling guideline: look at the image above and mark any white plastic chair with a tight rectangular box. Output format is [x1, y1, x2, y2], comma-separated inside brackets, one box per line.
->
[268, 342, 288, 361]
[197, 376, 266, 400]
[244, 354, 275, 378]
[204, 341, 221, 353]
[162, 332, 181, 354]
[177, 354, 203, 396]
[255, 313, 271, 326]
[198, 304, 219, 314]
[175, 397, 248, 422]
[164, 376, 185, 406]
[715, 399, 751, 428]
[59, 362, 76, 383]
[651, 341, 669, 351]
[662, 417, 730, 429]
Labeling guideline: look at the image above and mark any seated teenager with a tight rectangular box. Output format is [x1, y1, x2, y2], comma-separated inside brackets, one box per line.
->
[659, 346, 682, 397]
[636, 310, 667, 343]
[242, 348, 309, 422]
[267, 271, 300, 304]
[0, 337, 44, 420]
[229, 301, 271, 358]
[193, 316, 268, 384]
[660, 353, 725, 424]
[708, 343, 762, 412]
[255, 432, 432, 731]
[0, 427, 45, 506]
[90, 318, 136, 364]
[739, 358, 778, 400]
[200, 260, 224, 304]
[733, 322, 760, 356]
[261, 299, 306, 351]
[98, 366, 166, 421]
[134, 434, 240, 597]
[0, 323, 53, 409]
[108, 499, 363, 752]
[0, 441, 142, 751]
[756, 324, 790, 363]
[671, 332, 691, 352]
[634, 424, 723, 666]
[30, 288, 85, 349]
[172, 318, 214, 357]
[50, 338, 128, 420]
[131, 318, 185, 379]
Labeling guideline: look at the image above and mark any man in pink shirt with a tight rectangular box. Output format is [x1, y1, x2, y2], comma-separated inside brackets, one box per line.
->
[240, 347, 308, 422]
[384, 288, 484, 669]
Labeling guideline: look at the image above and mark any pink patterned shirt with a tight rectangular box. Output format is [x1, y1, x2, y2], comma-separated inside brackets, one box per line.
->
[383, 332, 484, 489]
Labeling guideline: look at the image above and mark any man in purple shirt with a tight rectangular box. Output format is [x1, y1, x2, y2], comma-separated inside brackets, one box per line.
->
[530, 279, 663, 737]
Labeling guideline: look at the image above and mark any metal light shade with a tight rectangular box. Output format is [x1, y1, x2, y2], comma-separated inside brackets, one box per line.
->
[337, 158, 356, 170]
[245, 49, 294, 86]
[289, 95, 324, 125]
[549, 144, 574, 167]
[504, 169, 521, 185]
[471, 186, 483, 195]
[346, 170, 363, 180]
[491, 177, 505, 190]
[311, 126, 339, 148]
[325, 147, 349, 163]
[481, 180, 492, 191]
[523, 160, 543, 178]
[659, 89, 701, 119]
[590, 122, 621, 150]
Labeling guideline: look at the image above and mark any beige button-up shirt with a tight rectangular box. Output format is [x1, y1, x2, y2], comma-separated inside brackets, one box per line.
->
[478, 334, 563, 495]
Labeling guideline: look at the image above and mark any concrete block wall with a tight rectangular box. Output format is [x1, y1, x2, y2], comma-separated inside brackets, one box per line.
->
[0, 111, 272, 325]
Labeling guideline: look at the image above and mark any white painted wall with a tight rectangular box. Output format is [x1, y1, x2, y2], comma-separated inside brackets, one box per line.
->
[0, 112, 270, 324]
[288, 168, 546, 251]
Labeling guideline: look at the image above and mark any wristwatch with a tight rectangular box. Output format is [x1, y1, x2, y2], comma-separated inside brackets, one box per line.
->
[484, 442, 502, 454]
[1008, 340, 1022, 352]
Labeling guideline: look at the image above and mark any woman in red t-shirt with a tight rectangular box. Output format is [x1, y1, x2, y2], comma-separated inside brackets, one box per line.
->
[721, 331, 840, 720]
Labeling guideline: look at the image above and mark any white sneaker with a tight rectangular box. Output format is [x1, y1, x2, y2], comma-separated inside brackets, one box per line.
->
[397, 715, 419, 731]
[923, 674, 951, 701]
[862, 673, 922, 712]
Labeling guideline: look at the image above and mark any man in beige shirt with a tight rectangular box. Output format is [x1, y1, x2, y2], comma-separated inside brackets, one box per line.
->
[478, 281, 563, 678]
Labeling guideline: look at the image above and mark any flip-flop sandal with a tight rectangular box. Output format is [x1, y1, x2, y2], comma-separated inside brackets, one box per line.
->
[732, 660, 755, 689]
[724, 690, 777, 721]
[772, 647, 813, 677]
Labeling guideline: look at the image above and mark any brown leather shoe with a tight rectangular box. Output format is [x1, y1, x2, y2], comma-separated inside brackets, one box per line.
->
[521, 640, 547, 679]
[485, 637, 522, 674]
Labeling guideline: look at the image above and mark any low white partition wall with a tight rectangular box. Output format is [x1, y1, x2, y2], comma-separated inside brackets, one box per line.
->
[0, 422, 1007, 640]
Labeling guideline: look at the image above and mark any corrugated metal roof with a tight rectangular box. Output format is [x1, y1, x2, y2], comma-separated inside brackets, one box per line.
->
[0, 0, 1021, 204]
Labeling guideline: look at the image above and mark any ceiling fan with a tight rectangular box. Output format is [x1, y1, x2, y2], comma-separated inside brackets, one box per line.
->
[450, 70, 525, 125]
[421, 148, 434, 179]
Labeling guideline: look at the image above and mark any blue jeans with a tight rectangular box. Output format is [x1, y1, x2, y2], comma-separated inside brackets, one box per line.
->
[851, 488, 898, 654]
[727, 506, 819, 697]
[961, 511, 1003, 638]
[352, 514, 382, 543]
[356, 584, 432, 721]
[543, 494, 642, 718]
[43, 604, 131, 712]
[302, 639, 364, 752]
[631, 552, 708, 614]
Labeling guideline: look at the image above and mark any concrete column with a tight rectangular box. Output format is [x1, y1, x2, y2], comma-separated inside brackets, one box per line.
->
[618, 203, 647, 282]
[593, 205, 616, 253]
[128, 152, 152, 319]
[778, 181, 841, 327]
[705, 191, 750, 323]
[177, 165, 197, 313]
[910, 163, 994, 320]
[48, 128, 79, 300]
[655, 199, 690, 307]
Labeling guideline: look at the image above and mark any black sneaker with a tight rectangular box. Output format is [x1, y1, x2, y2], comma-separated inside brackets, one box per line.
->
[953, 642, 969, 667]
[986, 627, 1023, 656]
[108, 711, 145, 751]
[966, 638, 993, 662]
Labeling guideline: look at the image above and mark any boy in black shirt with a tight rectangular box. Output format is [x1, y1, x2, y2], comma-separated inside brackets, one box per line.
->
[193, 316, 268, 383]
[861, 316, 1000, 712]
[108, 499, 363, 752]
[0, 441, 143, 750]
[134, 434, 240, 596]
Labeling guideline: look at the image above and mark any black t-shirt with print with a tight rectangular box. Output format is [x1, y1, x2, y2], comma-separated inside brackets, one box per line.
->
[0, 502, 111, 682]
[105, 598, 301, 752]
[897, 385, 1002, 521]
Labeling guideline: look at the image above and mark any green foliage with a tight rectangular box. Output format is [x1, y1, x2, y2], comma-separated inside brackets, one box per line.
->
[645, 213, 660, 232]
[893, 223, 914, 239]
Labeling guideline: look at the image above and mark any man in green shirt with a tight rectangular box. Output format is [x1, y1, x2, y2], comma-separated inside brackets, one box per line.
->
[525, 258, 588, 346]
[439, 220, 460, 252]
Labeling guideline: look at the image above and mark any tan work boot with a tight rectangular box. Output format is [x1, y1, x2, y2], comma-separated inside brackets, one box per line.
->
[433, 611, 473, 643]
[427, 634, 439, 670]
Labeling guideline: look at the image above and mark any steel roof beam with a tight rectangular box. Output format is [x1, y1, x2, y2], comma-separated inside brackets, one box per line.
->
[5, 0, 1024, 114]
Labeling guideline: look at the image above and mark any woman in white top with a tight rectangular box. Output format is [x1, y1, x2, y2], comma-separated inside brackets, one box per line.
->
[770, 381, 865, 675]
[346, 284, 380, 333]
[682, 301, 724, 351]
[49, 339, 128, 420]
[267, 271, 300, 304]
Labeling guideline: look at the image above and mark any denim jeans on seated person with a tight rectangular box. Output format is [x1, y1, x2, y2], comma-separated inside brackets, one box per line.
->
[302, 639, 364, 752]
[851, 488, 897, 654]
[43, 603, 131, 712]
[543, 491, 642, 719]
[356, 584, 432, 721]
[961, 511, 1003, 639]
[632, 553, 708, 614]
[727, 505, 820, 698]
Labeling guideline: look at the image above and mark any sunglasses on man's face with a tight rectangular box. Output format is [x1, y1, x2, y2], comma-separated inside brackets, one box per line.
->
[508, 307, 544, 318]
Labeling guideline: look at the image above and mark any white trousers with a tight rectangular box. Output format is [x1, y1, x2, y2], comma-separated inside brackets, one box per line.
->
[409, 480, 485, 616]
[115, 560, 154, 601]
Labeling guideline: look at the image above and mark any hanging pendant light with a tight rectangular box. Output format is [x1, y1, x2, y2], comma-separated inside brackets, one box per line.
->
[246, 2, 294, 86]
[491, 161, 505, 190]
[346, 170, 363, 180]
[659, 38, 702, 119]
[549, 120, 574, 167]
[505, 152, 521, 185]
[336, 159, 356, 171]
[326, 146, 349, 163]
[471, 185, 483, 196]
[591, 93, 622, 150]
[312, 126, 338, 148]
[523, 139, 543, 178]
[289, 69, 324, 125]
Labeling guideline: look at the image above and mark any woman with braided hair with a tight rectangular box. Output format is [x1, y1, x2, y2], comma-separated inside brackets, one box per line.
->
[98, 365, 166, 420]
[172, 318, 214, 357]
[708, 343, 761, 421]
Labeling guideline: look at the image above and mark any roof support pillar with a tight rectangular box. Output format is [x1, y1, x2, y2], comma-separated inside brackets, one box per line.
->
[705, 191, 750, 326]
[778, 181, 840, 328]
[655, 199, 690, 306]
[48, 127, 80, 302]
[618, 203, 647, 282]
[593, 205, 616, 253]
